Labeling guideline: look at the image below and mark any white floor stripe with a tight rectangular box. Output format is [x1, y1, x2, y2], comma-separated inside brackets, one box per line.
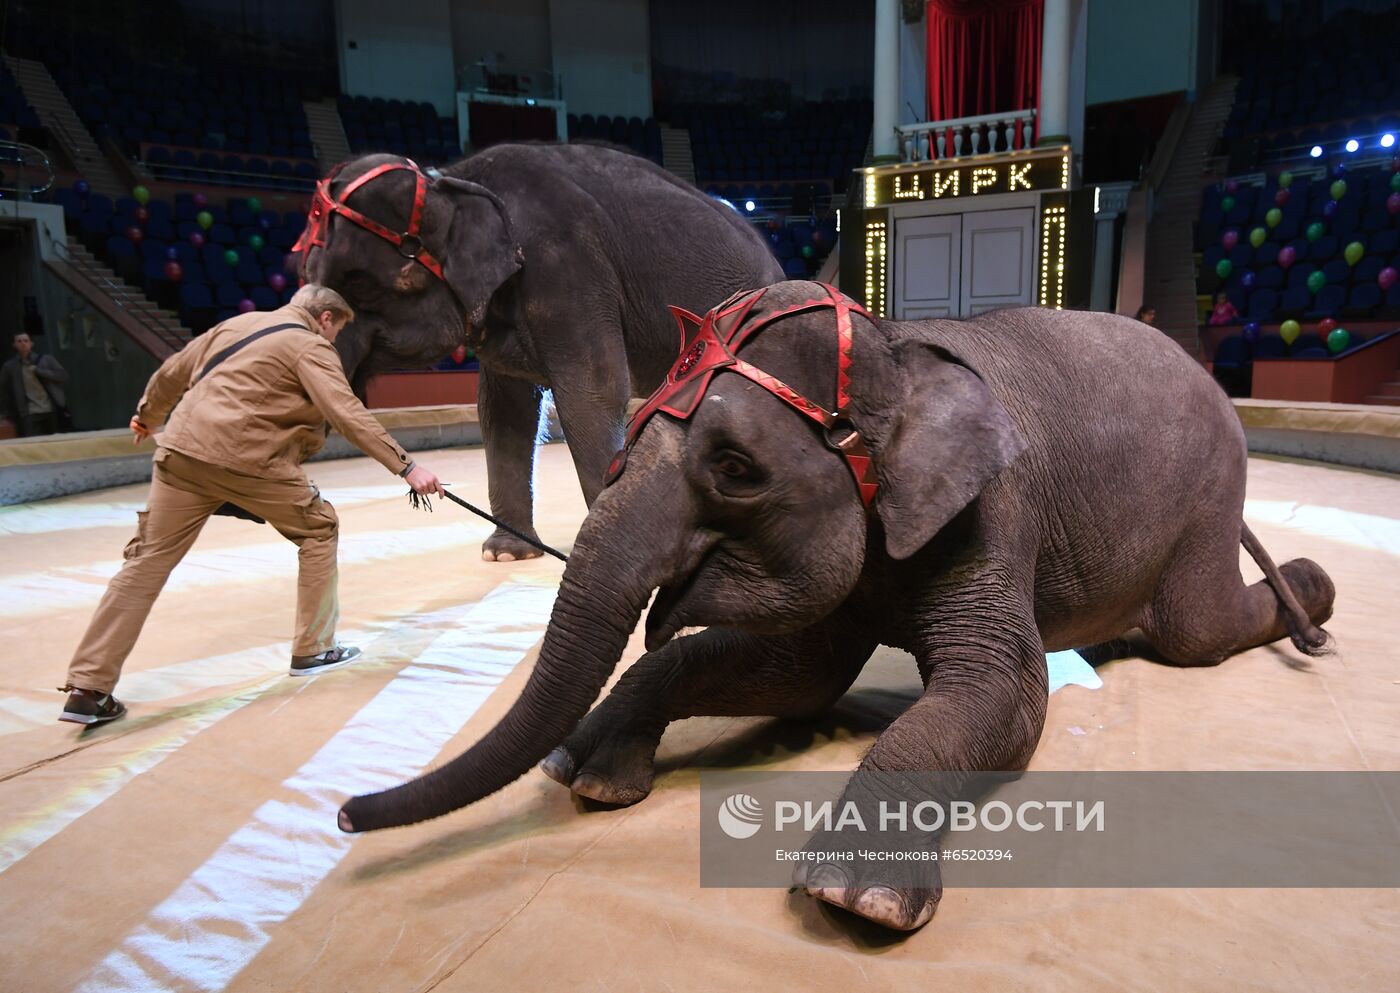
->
[74, 581, 557, 993]
[0, 522, 493, 621]
[1245, 499, 1400, 557]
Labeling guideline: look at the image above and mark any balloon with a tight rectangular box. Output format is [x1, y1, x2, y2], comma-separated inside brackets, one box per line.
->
[1242, 321, 1261, 343]
[1280, 319, 1301, 345]
[1266, 207, 1282, 228]
[1215, 258, 1232, 279]
[1274, 188, 1291, 206]
[248, 234, 265, 251]
[801, 245, 814, 259]
[1241, 271, 1257, 289]
[247, 197, 262, 214]
[73, 179, 90, 196]
[1326, 328, 1350, 354]
[268, 272, 287, 292]
[451, 345, 468, 364]
[134, 206, 149, 224]
[163, 261, 183, 282]
[1222, 228, 1240, 250]
[1318, 317, 1337, 335]
[125, 225, 143, 244]
[1392, 157, 1400, 173]
[1277, 246, 1296, 269]
[1221, 195, 1236, 213]
[132, 185, 150, 205]
[810, 230, 824, 245]
[1249, 226, 1267, 248]
[1344, 241, 1364, 266]
[1331, 163, 1346, 178]
[1306, 221, 1325, 242]
[1392, 172, 1400, 192]
[1323, 200, 1339, 219]
[258, 216, 272, 231]
[1389, 193, 1400, 216]
[1278, 171, 1293, 189]
[1307, 270, 1326, 294]
[1330, 180, 1347, 200]
[1225, 179, 1239, 194]
[238, 298, 256, 314]
[192, 193, 208, 209]
[283, 252, 298, 272]
[165, 245, 179, 260]
[196, 211, 213, 230]
[1379, 267, 1399, 291]
[223, 248, 240, 267]
[189, 231, 206, 248]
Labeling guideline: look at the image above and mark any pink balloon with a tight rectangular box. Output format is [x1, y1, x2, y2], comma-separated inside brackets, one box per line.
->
[238, 298, 256, 314]
[1278, 246, 1297, 269]
[268, 272, 288, 292]
[1379, 267, 1399, 291]
[1225, 179, 1239, 194]
[1388, 192, 1400, 216]
[190, 231, 206, 248]
[1221, 228, 1240, 250]
[1274, 188, 1291, 206]
[193, 193, 208, 209]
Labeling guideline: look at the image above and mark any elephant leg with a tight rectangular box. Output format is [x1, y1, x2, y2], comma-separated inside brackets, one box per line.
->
[1139, 519, 1336, 667]
[798, 578, 1047, 932]
[540, 620, 877, 806]
[477, 368, 546, 562]
[547, 347, 630, 508]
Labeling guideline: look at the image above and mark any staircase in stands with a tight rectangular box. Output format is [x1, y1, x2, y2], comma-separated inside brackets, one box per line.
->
[1365, 363, 1400, 406]
[1144, 76, 1239, 358]
[303, 99, 352, 175]
[659, 125, 696, 185]
[53, 236, 193, 358]
[3, 54, 127, 200]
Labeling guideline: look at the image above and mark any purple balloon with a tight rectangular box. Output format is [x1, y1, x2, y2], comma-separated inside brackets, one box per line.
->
[1388, 192, 1400, 216]
[1278, 246, 1297, 269]
[193, 193, 208, 209]
[1225, 179, 1239, 194]
[1379, 266, 1398, 291]
[268, 272, 288, 292]
[165, 246, 179, 261]
[189, 231, 206, 248]
[1242, 321, 1261, 343]
[1221, 228, 1240, 250]
[1241, 271, 1257, 290]
[238, 298, 256, 314]
[1323, 200, 1339, 220]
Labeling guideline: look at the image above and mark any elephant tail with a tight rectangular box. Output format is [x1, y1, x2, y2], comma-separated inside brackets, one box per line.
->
[1240, 522, 1333, 657]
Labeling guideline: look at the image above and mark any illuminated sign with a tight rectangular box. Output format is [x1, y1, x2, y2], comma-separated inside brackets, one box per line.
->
[864, 151, 1069, 207]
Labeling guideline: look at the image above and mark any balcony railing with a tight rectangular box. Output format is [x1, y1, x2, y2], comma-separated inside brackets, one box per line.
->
[0, 140, 55, 200]
[895, 108, 1038, 163]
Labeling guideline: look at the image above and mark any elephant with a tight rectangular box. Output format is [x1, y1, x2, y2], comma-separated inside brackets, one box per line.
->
[297, 144, 783, 561]
[336, 281, 1335, 932]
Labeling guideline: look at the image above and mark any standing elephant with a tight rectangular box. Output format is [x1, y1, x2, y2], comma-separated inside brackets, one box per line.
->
[298, 144, 783, 561]
[336, 281, 1335, 932]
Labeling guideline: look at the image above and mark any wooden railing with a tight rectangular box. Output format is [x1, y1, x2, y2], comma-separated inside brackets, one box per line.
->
[895, 108, 1037, 163]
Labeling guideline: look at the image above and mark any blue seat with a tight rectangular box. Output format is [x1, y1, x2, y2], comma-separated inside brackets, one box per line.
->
[1306, 284, 1346, 317]
[250, 286, 279, 310]
[1213, 336, 1249, 369]
[1307, 235, 1337, 262]
[1295, 346, 1329, 358]
[1246, 288, 1278, 319]
[215, 281, 245, 308]
[1253, 335, 1288, 358]
[1322, 260, 1350, 284]
[1292, 333, 1324, 354]
[1255, 265, 1284, 289]
[1343, 283, 1381, 317]
[1354, 256, 1383, 284]
[1277, 286, 1311, 318]
[1287, 263, 1316, 289]
[180, 283, 213, 308]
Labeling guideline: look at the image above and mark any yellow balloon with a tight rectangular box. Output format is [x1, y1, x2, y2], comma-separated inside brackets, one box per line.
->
[1280, 319, 1301, 345]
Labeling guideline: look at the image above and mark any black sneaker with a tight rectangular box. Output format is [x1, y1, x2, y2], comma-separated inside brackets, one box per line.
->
[289, 644, 362, 677]
[59, 689, 127, 725]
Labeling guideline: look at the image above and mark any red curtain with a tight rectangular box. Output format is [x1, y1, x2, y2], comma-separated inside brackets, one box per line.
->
[926, 0, 1042, 130]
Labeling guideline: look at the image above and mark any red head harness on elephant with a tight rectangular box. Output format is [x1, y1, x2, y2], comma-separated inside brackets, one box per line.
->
[292, 158, 447, 284]
[605, 282, 879, 509]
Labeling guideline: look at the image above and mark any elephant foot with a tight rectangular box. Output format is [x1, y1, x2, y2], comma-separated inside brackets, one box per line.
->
[793, 849, 942, 931]
[539, 727, 659, 806]
[482, 527, 545, 563]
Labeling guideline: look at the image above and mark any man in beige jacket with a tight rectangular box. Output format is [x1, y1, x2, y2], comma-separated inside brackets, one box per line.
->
[60, 284, 444, 725]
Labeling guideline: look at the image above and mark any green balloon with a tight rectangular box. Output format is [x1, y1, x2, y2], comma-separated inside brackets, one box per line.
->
[223, 248, 240, 267]
[1215, 258, 1233, 279]
[249, 233, 265, 251]
[1344, 240, 1364, 265]
[196, 210, 213, 230]
[1330, 180, 1347, 200]
[132, 185, 150, 205]
[1326, 327, 1350, 354]
[1278, 171, 1293, 189]
[1306, 222, 1325, 242]
[247, 197, 262, 214]
[1249, 227, 1267, 248]
[1221, 195, 1236, 212]
[1279, 319, 1301, 345]
[1266, 207, 1282, 228]
[1307, 270, 1326, 294]
[1392, 173, 1400, 192]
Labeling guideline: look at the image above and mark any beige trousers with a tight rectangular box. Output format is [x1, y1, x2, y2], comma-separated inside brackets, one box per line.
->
[65, 449, 340, 693]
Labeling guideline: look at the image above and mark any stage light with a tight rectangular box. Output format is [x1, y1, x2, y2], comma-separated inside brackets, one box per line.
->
[744, 200, 755, 212]
[1310, 145, 1323, 158]
[1382, 134, 1396, 149]
[1345, 139, 1359, 153]
[526, 98, 536, 106]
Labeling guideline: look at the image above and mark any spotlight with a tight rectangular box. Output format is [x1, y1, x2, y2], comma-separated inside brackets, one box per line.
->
[526, 98, 536, 106]
[1345, 138, 1359, 153]
[1382, 133, 1396, 149]
[1310, 145, 1323, 158]
[744, 200, 756, 212]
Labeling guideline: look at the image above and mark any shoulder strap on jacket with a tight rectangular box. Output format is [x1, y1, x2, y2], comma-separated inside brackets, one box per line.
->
[195, 322, 305, 385]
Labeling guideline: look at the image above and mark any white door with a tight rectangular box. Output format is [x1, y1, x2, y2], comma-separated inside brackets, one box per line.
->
[960, 207, 1035, 315]
[894, 214, 962, 320]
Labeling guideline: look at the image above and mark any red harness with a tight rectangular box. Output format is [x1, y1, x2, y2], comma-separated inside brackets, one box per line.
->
[607, 283, 879, 508]
[292, 159, 448, 283]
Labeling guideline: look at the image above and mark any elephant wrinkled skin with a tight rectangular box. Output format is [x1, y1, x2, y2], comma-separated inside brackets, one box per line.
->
[337, 282, 1335, 934]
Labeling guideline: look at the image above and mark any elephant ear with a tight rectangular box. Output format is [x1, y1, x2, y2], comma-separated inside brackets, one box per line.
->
[432, 176, 524, 326]
[872, 341, 1028, 560]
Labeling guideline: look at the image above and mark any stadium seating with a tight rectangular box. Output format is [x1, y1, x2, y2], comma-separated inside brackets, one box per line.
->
[339, 95, 462, 165]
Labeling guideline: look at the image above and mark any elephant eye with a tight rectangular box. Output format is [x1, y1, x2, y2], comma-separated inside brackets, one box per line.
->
[712, 449, 759, 481]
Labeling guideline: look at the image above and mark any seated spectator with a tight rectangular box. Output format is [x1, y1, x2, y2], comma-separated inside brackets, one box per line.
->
[1, 332, 70, 436]
[1207, 291, 1240, 326]
[1135, 305, 1157, 326]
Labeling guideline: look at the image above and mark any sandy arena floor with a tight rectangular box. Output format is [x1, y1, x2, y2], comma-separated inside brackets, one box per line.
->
[1, 443, 1398, 992]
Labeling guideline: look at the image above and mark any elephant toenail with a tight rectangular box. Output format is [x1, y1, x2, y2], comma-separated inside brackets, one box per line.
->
[539, 747, 576, 785]
[806, 863, 850, 892]
[852, 886, 909, 927]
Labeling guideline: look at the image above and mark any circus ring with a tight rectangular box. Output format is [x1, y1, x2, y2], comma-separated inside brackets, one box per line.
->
[1, 401, 1398, 992]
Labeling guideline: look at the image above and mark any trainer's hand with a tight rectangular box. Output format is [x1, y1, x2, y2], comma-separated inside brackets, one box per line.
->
[405, 464, 444, 497]
[130, 417, 153, 444]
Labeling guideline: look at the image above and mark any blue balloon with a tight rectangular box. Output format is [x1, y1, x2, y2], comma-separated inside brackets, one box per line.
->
[1331, 162, 1346, 178]
[1242, 321, 1261, 342]
[1323, 199, 1339, 219]
[1241, 271, 1257, 290]
[165, 246, 179, 260]
[73, 179, 90, 196]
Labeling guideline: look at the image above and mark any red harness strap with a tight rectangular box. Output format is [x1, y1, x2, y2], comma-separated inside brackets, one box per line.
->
[608, 283, 879, 508]
[291, 159, 447, 282]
